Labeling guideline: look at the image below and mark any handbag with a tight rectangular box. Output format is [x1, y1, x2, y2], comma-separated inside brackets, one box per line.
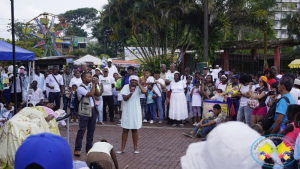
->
[247, 97, 260, 109]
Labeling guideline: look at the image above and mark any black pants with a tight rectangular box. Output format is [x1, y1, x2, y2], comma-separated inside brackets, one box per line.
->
[75, 109, 97, 151]
[49, 92, 61, 110]
[102, 95, 114, 121]
[10, 92, 22, 103]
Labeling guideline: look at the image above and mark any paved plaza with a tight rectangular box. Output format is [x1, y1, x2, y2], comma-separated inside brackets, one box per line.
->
[60, 120, 199, 169]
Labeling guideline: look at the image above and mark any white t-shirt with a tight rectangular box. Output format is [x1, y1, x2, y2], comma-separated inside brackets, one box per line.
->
[217, 83, 227, 93]
[212, 69, 221, 80]
[10, 76, 22, 93]
[77, 83, 94, 107]
[166, 70, 178, 90]
[290, 88, 298, 105]
[240, 84, 250, 107]
[140, 86, 147, 99]
[99, 76, 115, 96]
[105, 65, 118, 78]
[170, 80, 186, 93]
[153, 78, 165, 97]
[46, 74, 64, 92]
[30, 88, 44, 106]
[252, 84, 260, 92]
[88, 142, 113, 156]
[69, 77, 82, 87]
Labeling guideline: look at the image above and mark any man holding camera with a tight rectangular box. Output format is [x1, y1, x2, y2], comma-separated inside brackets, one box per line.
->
[99, 68, 116, 122]
[74, 72, 101, 157]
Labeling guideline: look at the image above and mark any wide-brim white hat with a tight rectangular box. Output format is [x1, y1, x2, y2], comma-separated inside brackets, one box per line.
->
[181, 122, 261, 169]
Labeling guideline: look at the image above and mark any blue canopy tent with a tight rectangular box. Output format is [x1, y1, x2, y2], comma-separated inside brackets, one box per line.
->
[0, 40, 34, 61]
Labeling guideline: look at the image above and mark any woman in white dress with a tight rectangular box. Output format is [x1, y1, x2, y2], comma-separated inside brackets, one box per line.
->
[217, 75, 228, 93]
[169, 73, 188, 127]
[117, 75, 147, 154]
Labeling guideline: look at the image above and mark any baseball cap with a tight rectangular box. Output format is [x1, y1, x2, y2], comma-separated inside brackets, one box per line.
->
[19, 66, 25, 69]
[107, 58, 112, 62]
[260, 76, 268, 84]
[208, 65, 212, 68]
[232, 74, 239, 79]
[215, 65, 219, 68]
[146, 76, 155, 83]
[15, 133, 73, 169]
[203, 67, 208, 70]
[181, 122, 261, 169]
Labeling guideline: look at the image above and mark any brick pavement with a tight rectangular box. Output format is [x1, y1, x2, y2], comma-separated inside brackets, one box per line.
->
[60, 120, 200, 169]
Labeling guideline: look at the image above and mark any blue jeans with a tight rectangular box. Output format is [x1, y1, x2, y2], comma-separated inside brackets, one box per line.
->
[155, 96, 164, 121]
[237, 106, 252, 126]
[145, 103, 156, 121]
[63, 94, 70, 114]
[192, 120, 215, 137]
[96, 96, 103, 122]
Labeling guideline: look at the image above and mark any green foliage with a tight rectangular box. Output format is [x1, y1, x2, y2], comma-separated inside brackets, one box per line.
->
[69, 26, 88, 37]
[7, 20, 38, 41]
[70, 49, 88, 56]
[61, 8, 98, 28]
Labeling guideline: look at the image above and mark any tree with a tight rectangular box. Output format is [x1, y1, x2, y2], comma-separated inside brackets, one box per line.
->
[100, 0, 198, 72]
[7, 20, 38, 40]
[61, 8, 98, 37]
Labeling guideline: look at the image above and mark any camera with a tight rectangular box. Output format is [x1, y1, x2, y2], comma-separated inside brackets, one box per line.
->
[265, 91, 276, 96]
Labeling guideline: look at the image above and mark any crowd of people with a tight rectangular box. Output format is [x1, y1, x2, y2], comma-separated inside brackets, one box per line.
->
[2, 59, 300, 168]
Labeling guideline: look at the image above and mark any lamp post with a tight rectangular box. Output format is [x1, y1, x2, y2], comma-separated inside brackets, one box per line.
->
[10, 0, 17, 115]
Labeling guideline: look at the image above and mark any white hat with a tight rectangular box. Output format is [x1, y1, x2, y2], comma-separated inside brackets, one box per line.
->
[95, 68, 103, 74]
[19, 66, 25, 69]
[295, 79, 300, 85]
[146, 76, 155, 83]
[209, 65, 212, 68]
[129, 75, 139, 81]
[216, 65, 219, 67]
[181, 122, 261, 169]
[107, 58, 112, 62]
[276, 74, 282, 79]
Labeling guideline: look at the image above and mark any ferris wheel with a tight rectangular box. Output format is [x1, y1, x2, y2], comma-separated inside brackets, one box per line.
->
[22, 12, 77, 57]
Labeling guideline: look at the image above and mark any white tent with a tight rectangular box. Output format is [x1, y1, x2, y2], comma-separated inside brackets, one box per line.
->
[74, 54, 104, 65]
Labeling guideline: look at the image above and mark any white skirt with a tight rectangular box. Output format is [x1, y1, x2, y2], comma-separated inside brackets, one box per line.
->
[169, 92, 188, 120]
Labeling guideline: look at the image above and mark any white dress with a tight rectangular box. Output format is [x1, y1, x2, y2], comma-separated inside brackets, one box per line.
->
[120, 84, 142, 129]
[191, 87, 202, 107]
[169, 81, 188, 120]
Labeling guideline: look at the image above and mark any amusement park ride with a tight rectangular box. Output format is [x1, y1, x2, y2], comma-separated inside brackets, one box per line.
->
[22, 12, 78, 57]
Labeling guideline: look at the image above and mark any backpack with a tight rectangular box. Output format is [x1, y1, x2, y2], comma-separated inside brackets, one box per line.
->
[262, 97, 290, 132]
[74, 84, 93, 117]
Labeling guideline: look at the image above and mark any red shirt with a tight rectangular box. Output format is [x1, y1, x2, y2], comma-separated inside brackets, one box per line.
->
[267, 78, 276, 86]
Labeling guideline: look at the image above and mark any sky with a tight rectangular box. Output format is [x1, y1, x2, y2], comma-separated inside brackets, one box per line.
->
[0, 0, 108, 39]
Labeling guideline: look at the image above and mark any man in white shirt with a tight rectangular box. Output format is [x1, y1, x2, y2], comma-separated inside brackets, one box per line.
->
[9, 73, 23, 103]
[33, 66, 45, 92]
[237, 75, 252, 126]
[99, 68, 116, 122]
[153, 71, 166, 123]
[212, 65, 221, 81]
[46, 66, 64, 110]
[74, 72, 101, 157]
[28, 80, 44, 106]
[105, 59, 118, 78]
[165, 64, 178, 90]
[181, 67, 193, 84]
[283, 73, 298, 104]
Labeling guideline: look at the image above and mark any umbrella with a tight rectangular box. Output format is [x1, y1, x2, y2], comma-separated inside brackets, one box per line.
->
[288, 59, 300, 68]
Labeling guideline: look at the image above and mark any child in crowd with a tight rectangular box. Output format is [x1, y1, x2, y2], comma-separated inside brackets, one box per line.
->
[140, 77, 147, 116]
[0, 101, 14, 127]
[69, 84, 78, 123]
[113, 73, 121, 116]
[190, 80, 202, 126]
[143, 83, 158, 124]
[280, 105, 300, 168]
[186, 77, 193, 123]
[182, 104, 226, 138]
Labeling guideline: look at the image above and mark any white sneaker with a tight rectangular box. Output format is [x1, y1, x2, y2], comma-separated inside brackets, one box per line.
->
[193, 122, 197, 126]
[195, 123, 199, 126]
[150, 120, 153, 124]
[143, 119, 148, 123]
[158, 121, 162, 123]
